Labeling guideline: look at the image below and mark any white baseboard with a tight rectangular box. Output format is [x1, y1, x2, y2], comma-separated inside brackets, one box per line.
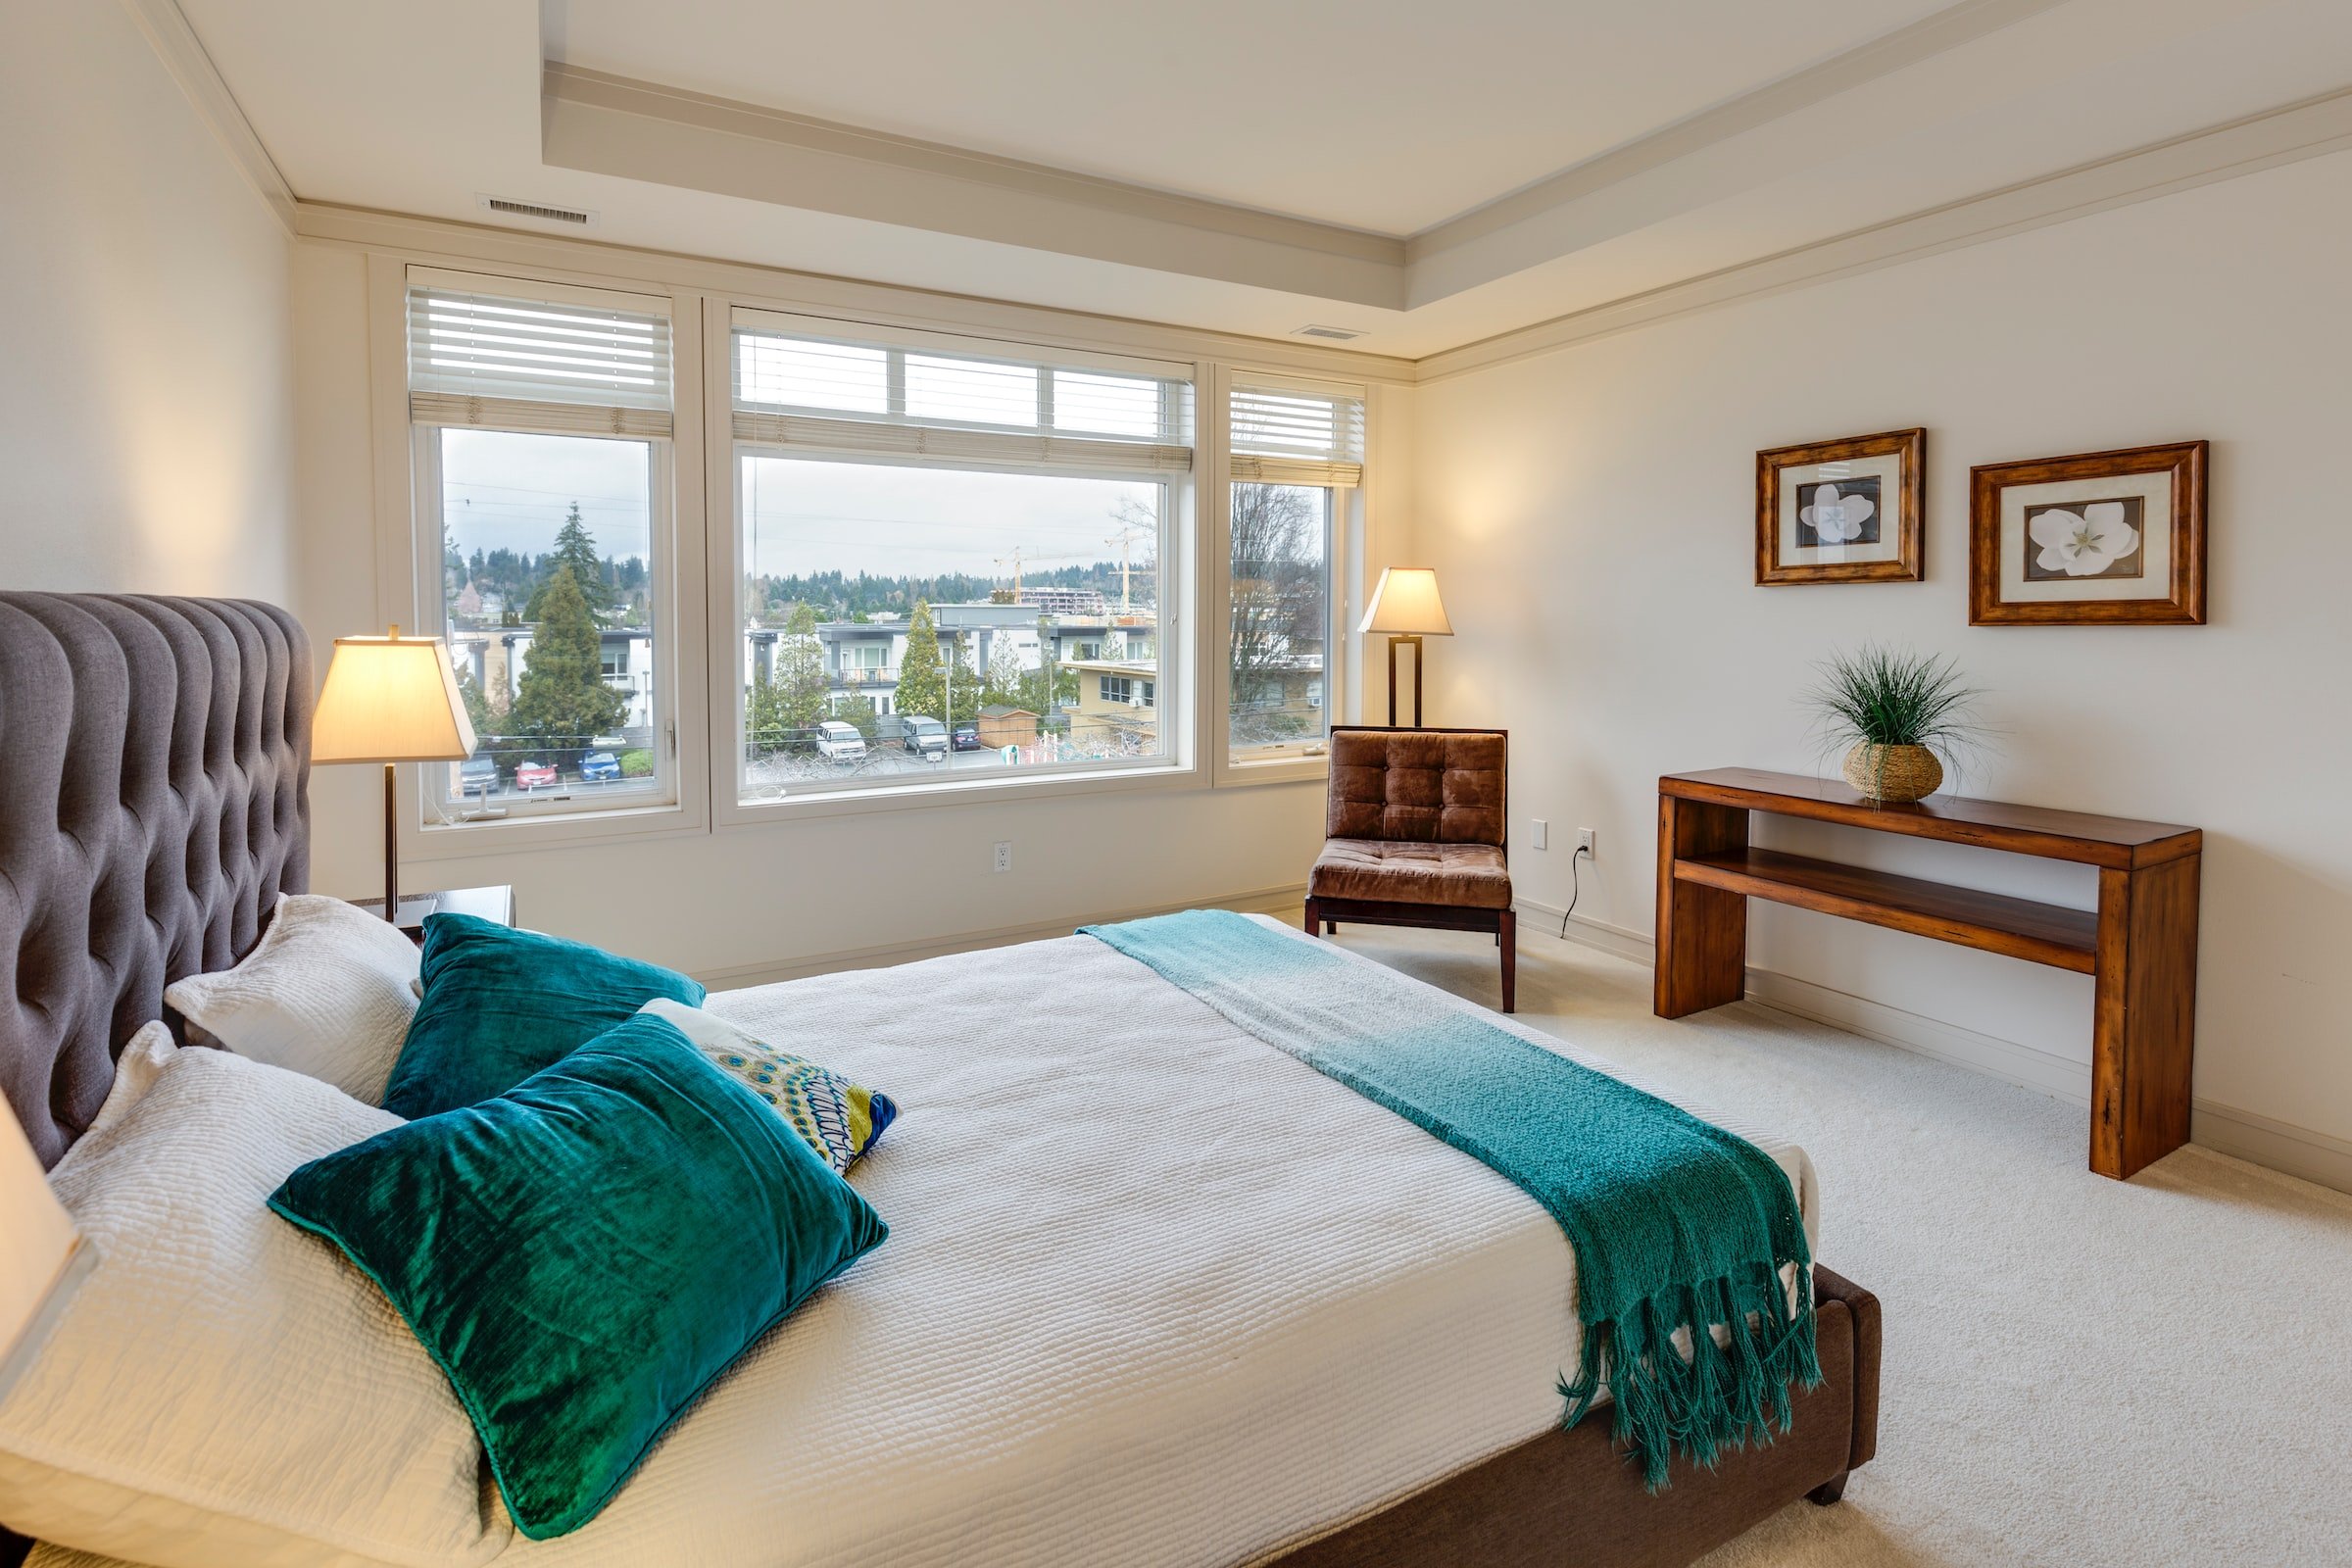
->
[1511, 895, 1656, 965]
[2188, 1102, 2352, 1196]
[1518, 896, 2352, 1198]
[697, 881, 1308, 991]
[1741, 969, 2095, 1105]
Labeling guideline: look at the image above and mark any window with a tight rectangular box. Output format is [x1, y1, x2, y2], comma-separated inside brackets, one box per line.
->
[730, 311, 1193, 799]
[408, 273, 676, 820]
[1227, 378, 1360, 760]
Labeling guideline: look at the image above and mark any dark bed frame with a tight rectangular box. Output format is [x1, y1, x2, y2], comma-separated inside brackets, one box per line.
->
[0, 593, 1878, 1568]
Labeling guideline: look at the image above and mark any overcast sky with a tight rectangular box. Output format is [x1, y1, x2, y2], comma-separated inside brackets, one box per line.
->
[437, 431, 1156, 582]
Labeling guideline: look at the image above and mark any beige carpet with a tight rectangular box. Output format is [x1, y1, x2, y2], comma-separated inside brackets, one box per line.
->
[1304, 912, 2352, 1568]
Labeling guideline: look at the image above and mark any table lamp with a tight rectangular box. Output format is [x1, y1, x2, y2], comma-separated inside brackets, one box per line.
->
[1359, 567, 1453, 728]
[312, 627, 477, 922]
[1, 1097, 92, 1403]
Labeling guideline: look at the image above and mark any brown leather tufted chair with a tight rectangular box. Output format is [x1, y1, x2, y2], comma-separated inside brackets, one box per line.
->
[1304, 726, 1515, 1011]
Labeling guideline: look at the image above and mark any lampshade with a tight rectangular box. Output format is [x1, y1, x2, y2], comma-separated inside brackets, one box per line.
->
[312, 630, 478, 763]
[1, 1095, 89, 1398]
[1358, 567, 1453, 637]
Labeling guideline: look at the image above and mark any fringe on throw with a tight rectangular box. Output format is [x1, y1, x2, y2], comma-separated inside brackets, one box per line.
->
[1558, 1261, 1823, 1492]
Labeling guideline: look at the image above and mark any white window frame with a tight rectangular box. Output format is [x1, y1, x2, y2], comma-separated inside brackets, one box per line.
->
[368, 258, 710, 858]
[709, 305, 1200, 824]
[1207, 367, 1365, 785]
[360, 238, 1396, 858]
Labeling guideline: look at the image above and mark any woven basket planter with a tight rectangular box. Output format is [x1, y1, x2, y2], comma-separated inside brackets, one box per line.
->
[1842, 742, 1942, 803]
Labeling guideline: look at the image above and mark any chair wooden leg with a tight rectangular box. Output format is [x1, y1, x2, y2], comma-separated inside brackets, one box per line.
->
[1302, 897, 1321, 938]
[1499, 906, 1517, 1013]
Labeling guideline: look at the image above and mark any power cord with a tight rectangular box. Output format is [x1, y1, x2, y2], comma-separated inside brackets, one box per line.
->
[1558, 844, 1592, 941]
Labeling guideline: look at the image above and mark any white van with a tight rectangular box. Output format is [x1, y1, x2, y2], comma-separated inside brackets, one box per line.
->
[813, 720, 867, 762]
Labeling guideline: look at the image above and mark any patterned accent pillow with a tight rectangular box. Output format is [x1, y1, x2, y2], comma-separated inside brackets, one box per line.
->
[638, 998, 897, 1174]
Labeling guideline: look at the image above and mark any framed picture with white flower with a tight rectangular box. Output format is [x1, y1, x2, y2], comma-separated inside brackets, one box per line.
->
[1969, 441, 2207, 624]
[1755, 428, 1924, 585]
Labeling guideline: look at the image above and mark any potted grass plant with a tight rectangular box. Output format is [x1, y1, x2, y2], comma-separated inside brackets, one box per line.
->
[1805, 645, 1985, 804]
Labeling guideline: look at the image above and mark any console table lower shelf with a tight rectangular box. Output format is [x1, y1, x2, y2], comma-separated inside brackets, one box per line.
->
[1653, 769, 2201, 1181]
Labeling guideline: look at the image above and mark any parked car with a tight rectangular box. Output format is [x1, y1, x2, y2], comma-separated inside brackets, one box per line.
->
[514, 760, 559, 790]
[887, 714, 950, 761]
[457, 756, 500, 795]
[951, 720, 983, 752]
[578, 751, 621, 783]
[812, 720, 867, 762]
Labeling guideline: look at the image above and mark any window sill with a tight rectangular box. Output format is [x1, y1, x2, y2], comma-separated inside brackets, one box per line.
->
[1214, 751, 1332, 788]
[717, 756, 1200, 825]
[410, 796, 706, 859]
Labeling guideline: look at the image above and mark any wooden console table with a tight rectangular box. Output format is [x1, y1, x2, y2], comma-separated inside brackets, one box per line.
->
[1654, 768, 2200, 1180]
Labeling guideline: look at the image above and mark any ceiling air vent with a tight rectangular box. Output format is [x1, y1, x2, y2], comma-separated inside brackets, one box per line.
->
[1293, 324, 1366, 341]
[475, 194, 598, 227]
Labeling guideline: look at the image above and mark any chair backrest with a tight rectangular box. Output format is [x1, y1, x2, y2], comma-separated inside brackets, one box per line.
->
[1325, 726, 1507, 848]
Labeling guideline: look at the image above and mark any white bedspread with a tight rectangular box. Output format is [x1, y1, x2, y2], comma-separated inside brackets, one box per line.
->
[32, 917, 1817, 1568]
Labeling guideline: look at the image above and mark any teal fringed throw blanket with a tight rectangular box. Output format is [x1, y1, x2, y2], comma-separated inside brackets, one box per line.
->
[1083, 909, 1818, 1488]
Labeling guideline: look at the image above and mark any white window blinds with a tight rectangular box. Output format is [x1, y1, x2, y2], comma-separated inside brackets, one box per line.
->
[409, 276, 673, 437]
[731, 312, 1193, 474]
[1229, 379, 1365, 487]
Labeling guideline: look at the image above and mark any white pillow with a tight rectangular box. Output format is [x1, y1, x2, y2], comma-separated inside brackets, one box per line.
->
[165, 894, 421, 1105]
[0, 1039, 510, 1568]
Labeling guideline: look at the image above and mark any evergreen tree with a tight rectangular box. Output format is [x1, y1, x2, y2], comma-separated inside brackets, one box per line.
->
[946, 633, 983, 725]
[776, 602, 829, 730]
[833, 693, 878, 740]
[983, 634, 1024, 709]
[509, 566, 625, 766]
[746, 674, 790, 757]
[452, 662, 502, 738]
[894, 600, 946, 721]
[525, 505, 616, 623]
[746, 602, 830, 755]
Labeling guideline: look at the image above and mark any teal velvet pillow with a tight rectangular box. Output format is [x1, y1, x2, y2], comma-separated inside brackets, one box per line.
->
[382, 913, 705, 1119]
[270, 1012, 887, 1540]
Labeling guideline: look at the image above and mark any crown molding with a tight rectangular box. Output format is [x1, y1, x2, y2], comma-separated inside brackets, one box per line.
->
[301, 64, 2352, 392]
[1417, 84, 2352, 383]
[119, 0, 295, 232]
[541, 64, 1410, 310]
[290, 203, 1419, 383]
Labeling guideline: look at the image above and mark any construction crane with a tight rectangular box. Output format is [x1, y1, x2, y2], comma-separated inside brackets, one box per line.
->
[1104, 523, 1148, 612]
[994, 547, 1025, 599]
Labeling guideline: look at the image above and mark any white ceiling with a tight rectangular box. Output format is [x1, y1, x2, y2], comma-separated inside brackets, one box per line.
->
[175, 0, 2352, 359]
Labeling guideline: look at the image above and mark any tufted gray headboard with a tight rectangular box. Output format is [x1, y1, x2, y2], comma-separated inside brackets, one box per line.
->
[0, 594, 311, 1168]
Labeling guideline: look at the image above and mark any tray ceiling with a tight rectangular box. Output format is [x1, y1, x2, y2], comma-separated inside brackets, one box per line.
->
[173, 0, 2352, 358]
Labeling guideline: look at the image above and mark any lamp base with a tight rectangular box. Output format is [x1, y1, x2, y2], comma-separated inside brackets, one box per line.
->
[1384, 635, 1426, 728]
[380, 760, 399, 922]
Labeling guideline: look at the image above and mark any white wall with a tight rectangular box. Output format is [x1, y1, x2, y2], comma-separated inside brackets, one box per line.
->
[0, 3, 293, 599]
[292, 243, 1349, 979]
[1411, 151, 2352, 1171]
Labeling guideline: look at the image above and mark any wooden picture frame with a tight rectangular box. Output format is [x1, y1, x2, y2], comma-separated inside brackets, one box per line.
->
[1969, 441, 2207, 625]
[1755, 428, 1925, 585]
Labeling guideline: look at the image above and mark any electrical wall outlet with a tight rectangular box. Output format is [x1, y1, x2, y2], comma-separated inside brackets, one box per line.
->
[1577, 828, 1596, 856]
[992, 840, 1012, 873]
[1531, 818, 1548, 850]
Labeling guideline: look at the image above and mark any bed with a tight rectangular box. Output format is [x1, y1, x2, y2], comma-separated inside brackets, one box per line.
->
[0, 593, 1878, 1568]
